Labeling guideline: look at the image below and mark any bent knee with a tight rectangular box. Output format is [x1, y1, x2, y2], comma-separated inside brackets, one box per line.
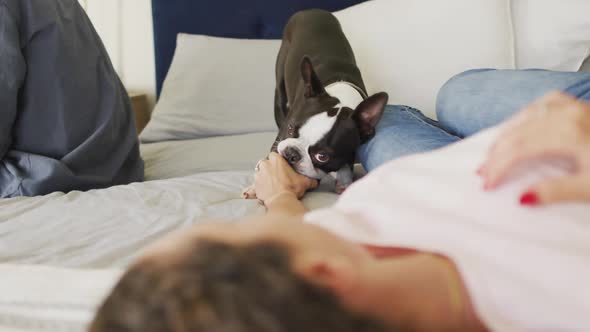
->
[436, 69, 496, 120]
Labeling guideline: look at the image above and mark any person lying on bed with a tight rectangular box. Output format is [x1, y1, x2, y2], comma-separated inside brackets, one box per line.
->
[90, 87, 590, 331]
[356, 68, 590, 205]
[0, 0, 143, 198]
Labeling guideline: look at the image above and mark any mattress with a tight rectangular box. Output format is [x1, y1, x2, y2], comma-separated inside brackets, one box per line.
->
[0, 127, 521, 332]
[3, 128, 589, 332]
[0, 132, 343, 331]
[0, 265, 121, 332]
[0, 132, 342, 268]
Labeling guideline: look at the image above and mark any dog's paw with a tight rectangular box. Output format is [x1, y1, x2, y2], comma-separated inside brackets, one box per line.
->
[335, 167, 354, 195]
[242, 186, 257, 200]
[334, 181, 349, 195]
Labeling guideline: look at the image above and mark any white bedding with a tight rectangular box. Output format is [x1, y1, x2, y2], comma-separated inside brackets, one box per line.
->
[0, 132, 343, 332]
[2, 128, 588, 331]
[0, 132, 341, 268]
[0, 265, 121, 332]
[142, 132, 278, 180]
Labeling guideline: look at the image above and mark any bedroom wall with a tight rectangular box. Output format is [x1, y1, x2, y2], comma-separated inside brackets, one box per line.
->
[83, 0, 158, 106]
[79, 0, 590, 103]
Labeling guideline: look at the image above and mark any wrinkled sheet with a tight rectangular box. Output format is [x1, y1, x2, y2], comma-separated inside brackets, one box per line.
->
[0, 132, 340, 268]
[0, 265, 121, 332]
[5, 127, 589, 331]
[0, 132, 341, 332]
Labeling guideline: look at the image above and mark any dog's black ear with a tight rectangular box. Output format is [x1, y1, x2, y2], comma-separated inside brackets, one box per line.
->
[353, 92, 388, 143]
[301, 56, 325, 98]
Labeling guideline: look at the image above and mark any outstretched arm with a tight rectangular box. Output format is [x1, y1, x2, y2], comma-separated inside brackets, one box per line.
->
[254, 153, 319, 219]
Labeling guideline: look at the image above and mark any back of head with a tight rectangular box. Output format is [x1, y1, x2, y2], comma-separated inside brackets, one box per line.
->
[90, 240, 390, 332]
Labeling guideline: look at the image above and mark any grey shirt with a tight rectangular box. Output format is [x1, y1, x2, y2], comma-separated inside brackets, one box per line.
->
[0, 0, 143, 198]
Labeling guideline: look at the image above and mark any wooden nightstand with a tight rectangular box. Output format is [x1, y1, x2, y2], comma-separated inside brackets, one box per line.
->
[128, 92, 151, 135]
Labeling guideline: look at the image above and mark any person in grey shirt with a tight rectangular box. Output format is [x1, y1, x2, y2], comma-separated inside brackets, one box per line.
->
[0, 0, 144, 198]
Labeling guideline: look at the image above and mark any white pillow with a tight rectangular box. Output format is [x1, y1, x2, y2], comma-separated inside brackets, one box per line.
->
[140, 34, 280, 143]
[334, 0, 515, 118]
[511, 0, 590, 71]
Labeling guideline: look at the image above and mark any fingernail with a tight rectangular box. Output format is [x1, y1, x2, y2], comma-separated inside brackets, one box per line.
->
[520, 191, 539, 206]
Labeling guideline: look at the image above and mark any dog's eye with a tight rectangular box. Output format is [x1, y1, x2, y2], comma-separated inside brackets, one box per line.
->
[287, 124, 295, 137]
[314, 152, 330, 163]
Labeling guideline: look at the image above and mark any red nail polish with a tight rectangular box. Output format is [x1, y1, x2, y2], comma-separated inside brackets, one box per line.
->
[520, 191, 539, 206]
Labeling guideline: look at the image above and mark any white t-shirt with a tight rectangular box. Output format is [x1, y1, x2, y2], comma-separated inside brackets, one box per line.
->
[304, 127, 590, 332]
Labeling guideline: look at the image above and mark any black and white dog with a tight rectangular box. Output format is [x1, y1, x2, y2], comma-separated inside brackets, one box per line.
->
[245, 9, 388, 198]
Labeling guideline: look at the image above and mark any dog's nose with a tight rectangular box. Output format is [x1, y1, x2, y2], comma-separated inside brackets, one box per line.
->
[284, 147, 302, 165]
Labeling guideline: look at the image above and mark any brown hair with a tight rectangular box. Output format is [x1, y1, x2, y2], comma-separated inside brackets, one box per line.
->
[90, 240, 392, 332]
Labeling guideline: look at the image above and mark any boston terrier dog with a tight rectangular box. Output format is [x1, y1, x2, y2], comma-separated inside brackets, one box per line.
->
[244, 9, 388, 199]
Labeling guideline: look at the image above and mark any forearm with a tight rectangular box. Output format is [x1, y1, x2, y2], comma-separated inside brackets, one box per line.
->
[265, 192, 308, 219]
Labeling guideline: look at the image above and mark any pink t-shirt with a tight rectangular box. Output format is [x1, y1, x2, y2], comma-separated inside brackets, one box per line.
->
[305, 127, 590, 332]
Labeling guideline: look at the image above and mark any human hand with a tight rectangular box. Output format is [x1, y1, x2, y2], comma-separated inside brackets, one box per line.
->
[254, 152, 319, 205]
[479, 91, 590, 206]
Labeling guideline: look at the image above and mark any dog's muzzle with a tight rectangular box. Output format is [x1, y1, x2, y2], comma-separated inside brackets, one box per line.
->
[283, 147, 302, 165]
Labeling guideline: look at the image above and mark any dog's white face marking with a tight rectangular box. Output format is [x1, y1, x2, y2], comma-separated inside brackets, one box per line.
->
[300, 112, 339, 145]
[278, 82, 364, 179]
[278, 111, 338, 178]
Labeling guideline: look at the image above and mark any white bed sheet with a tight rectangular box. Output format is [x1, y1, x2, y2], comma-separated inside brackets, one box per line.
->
[0, 132, 342, 332]
[0, 132, 340, 268]
[4, 128, 589, 332]
[141, 132, 277, 180]
[0, 265, 121, 332]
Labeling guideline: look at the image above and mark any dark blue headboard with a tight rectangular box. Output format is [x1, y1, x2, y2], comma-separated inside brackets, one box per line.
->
[151, 0, 369, 97]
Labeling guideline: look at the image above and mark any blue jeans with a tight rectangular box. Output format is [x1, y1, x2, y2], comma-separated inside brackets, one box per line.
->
[358, 69, 590, 172]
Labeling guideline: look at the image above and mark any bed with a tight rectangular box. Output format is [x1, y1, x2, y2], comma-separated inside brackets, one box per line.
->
[0, 1, 368, 331]
[2, 0, 589, 330]
[0, 0, 373, 266]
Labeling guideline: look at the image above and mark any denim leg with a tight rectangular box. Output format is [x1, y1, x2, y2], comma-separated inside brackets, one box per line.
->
[437, 69, 590, 137]
[358, 105, 460, 172]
